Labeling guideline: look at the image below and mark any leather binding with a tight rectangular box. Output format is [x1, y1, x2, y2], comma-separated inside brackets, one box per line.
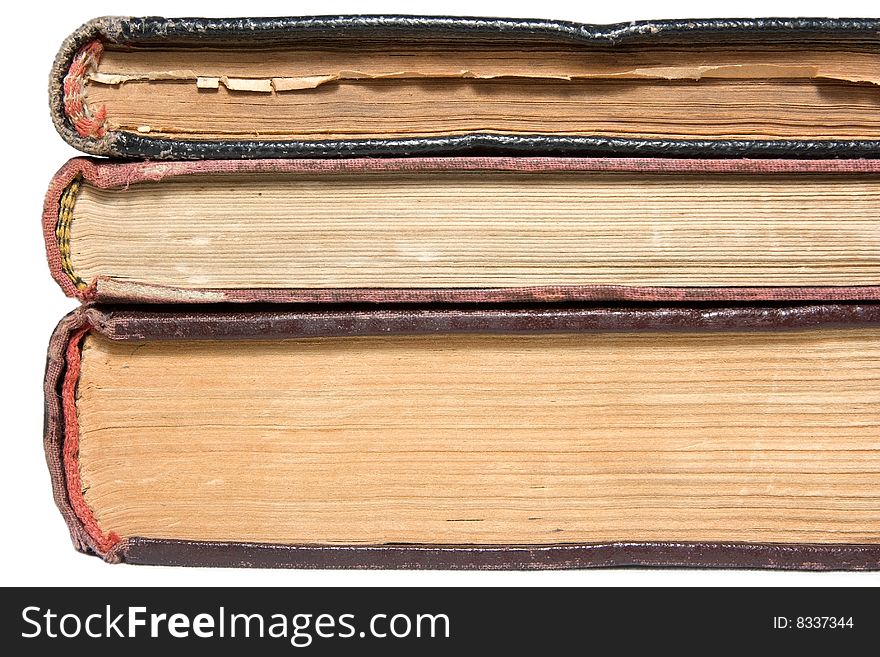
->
[45, 304, 880, 570]
[50, 15, 880, 160]
[44, 156, 880, 304]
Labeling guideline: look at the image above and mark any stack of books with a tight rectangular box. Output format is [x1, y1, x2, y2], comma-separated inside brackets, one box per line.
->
[44, 15, 879, 569]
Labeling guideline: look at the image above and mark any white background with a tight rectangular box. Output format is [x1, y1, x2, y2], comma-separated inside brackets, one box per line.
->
[2, 0, 878, 587]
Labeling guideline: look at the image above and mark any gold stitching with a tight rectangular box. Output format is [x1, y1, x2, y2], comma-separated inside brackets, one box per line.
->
[56, 176, 87, 290]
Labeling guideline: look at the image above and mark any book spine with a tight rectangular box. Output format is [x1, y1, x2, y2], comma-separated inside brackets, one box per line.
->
[44, 308, 125, 561]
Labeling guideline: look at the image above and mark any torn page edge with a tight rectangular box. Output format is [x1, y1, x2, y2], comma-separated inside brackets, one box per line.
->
[88, 63, 880, 91]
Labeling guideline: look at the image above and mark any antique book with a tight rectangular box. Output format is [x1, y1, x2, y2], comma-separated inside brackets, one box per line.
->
[51, 16, 880, 160]
[44, 157, 880, 304]
[46, 304, 880, 569]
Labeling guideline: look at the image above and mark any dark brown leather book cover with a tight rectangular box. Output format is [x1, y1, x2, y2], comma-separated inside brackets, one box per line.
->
[50, 15, 880, 160]
[44, 156, 880, 304]
[45, 304, 880, 570]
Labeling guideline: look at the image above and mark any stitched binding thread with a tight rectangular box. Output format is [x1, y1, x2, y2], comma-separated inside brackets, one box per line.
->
[62, 326, 121, 554]
[56, 176, 87, 291]
[63, 40, 107, 138]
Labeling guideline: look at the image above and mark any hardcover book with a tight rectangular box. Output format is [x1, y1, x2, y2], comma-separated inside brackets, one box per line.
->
[44, 157, 880, 304]
[51, 16, 880, 159]
[42, 14, 880, 571]
[46, 305, 880, 569]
